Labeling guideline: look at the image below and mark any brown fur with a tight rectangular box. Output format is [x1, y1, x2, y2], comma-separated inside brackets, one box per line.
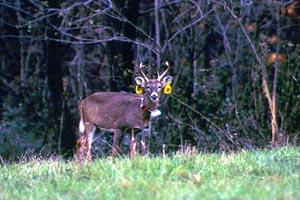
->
[75, 92, 158, 161]
[81, 92, 151, 129]
[75, 69, 172, 161]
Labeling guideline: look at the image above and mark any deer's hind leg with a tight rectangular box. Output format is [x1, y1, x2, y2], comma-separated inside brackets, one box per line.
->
[76, 121, 96, 161]
[75, 136, 87, 162]
[86, 123, 96, 161]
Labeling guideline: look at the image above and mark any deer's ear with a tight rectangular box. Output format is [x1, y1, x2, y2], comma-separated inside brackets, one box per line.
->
[134, 76, 145, 87]
[161, 75, 173, 86]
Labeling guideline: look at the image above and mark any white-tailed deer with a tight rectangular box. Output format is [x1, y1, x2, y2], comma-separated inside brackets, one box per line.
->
[75, 62, 173, 161]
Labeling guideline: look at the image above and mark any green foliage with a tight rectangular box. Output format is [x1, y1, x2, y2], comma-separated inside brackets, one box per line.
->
[0, 98, 46, 160]
[0, 147, 299, 200]
[1, 0, 300, 160]
[277, 45, 300, 135]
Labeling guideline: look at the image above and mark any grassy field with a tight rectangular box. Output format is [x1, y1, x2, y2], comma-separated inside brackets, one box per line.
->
[0, 147, 299, 200]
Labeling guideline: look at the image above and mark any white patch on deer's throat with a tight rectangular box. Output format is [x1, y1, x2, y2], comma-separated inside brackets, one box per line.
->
[79, 120, 85, 133]
[150, 109, 161, 118]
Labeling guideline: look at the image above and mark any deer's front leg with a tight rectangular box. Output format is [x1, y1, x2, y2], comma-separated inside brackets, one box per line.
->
[141, 129, 149, 156]
[111, 129, 122, 158]
[130, 129, 137, 159]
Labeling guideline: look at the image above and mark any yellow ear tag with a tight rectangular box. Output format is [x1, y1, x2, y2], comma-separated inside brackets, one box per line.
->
[135, 86, 143, 95]
[163, 84, 172, 95]
[136, 79, 142, 84]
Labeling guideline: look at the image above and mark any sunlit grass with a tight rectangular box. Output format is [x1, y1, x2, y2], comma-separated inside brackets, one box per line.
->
[0, 147, 299, 200]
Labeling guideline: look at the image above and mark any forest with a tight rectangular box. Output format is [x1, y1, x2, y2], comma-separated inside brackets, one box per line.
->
[0, 0, 300, 161]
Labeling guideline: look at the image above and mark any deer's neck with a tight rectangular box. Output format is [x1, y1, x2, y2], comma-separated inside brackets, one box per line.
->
[143, 96, 159, 112]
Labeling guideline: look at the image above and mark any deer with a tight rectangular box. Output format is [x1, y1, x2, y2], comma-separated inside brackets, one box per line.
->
[75, 62, 173, 161]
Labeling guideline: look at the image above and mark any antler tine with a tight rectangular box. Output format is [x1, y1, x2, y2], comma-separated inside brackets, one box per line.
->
[157, 61, 169, 81]
[139, 62, 149, 82]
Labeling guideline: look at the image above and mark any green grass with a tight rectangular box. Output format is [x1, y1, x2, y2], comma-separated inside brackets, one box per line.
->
[0, 147, 300, 200]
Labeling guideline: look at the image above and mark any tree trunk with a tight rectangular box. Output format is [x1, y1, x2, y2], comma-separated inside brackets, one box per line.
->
[45, 0, 64, 151]
[121, 0, 140, 89]
[154, 0, 161, 70]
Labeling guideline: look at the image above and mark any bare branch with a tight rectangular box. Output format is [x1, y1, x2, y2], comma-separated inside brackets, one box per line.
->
[162, 5, 218, 52]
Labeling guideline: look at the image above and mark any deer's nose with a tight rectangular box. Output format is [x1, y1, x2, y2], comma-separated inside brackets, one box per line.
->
[150, 93, 159, 102]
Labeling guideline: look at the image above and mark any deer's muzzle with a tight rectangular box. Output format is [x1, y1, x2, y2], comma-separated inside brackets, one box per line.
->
[150, 93, 159, 102]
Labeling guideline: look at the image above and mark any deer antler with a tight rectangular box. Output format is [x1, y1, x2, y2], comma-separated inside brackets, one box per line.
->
[157, 61, 169, 81]
[139, 62, 149, 82]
